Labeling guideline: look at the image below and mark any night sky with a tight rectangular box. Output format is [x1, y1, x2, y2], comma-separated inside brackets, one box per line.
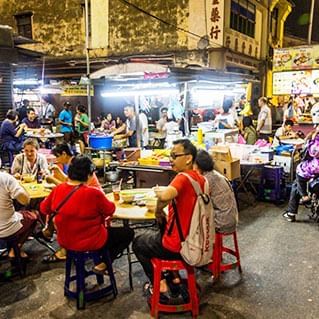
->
[285, 0, 319, 42]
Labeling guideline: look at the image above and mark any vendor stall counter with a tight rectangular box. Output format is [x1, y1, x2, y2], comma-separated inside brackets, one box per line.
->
[118, 164, 176, 188]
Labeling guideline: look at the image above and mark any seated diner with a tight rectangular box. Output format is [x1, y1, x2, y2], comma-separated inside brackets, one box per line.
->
[39, 155, 134, 273]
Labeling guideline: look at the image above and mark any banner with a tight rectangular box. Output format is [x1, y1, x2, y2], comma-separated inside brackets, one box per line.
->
[206, 0, 224, 47]
[273, 45, 319, 72]
[61, 85, 94, 97]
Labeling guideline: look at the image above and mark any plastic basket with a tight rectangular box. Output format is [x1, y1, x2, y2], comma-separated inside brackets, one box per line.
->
[89, 135, 113, 150]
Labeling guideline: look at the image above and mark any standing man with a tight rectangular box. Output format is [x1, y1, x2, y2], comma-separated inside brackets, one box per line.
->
[123, 105, 139, 147]
[133, 139, 205, 298]
[40, 97, 56, 126]
[256, 97, 272, 141]
[139, 110, 149, 148]
[155, 108, 168, 148]
[58, 102, 73, 142]
[17, 99, 29, 122]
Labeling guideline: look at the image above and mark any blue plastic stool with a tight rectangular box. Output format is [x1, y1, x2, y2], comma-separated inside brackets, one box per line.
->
[64, 249, 117, 310]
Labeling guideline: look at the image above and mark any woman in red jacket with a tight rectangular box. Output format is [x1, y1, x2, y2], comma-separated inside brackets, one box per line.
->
[40, 155, 134, 273]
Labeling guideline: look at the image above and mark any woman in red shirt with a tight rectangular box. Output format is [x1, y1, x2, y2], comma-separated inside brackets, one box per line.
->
[40, 155, 134, 273]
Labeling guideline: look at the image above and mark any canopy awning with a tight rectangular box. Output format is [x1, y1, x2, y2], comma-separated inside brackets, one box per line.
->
[90, 62, 170, 80]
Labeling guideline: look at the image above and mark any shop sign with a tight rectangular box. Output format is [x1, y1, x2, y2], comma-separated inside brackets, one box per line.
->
[61, 85, 94, 96]
[206, 0, 224, 47]
[272, 70, 319, 95]
[273, 45, 319, 72]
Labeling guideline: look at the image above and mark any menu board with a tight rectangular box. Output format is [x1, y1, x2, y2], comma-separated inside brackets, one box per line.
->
[273, 70, 313, 95]
[273, 45, 319, 72]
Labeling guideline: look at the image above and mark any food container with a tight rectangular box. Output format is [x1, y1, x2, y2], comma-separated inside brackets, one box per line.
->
[120, 190, 135, 203]
[145, 198, 158, 213]
[105, 170, 120, 182]
[22, 174, 34, 183]
[89, 135, 113, 150]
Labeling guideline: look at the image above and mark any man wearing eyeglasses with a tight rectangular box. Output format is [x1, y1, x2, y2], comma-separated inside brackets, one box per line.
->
[133, 139, 206, 302]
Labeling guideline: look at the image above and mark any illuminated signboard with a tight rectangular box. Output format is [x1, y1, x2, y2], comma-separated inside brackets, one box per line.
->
[273, 70, 319, 95]
[273, 45, 319, 72]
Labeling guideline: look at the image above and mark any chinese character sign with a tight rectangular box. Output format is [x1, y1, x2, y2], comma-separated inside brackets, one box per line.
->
[206, 0, 224, 47]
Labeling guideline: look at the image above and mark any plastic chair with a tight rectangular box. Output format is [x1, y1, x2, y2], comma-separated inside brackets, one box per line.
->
[64, 249, 117, 310]
[208, 230, 242, 280]
[150, 258, 199, 319]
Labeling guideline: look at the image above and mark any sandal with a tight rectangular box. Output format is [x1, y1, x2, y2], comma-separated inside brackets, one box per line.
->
[42, 253, 66, 263]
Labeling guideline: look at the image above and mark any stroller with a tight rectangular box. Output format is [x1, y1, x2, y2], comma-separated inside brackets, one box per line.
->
[307, 176, 319, 223]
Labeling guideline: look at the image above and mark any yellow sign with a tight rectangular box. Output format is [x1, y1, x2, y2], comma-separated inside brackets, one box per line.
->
[273, 45, 319, 72]
[61, 86, 94, 96]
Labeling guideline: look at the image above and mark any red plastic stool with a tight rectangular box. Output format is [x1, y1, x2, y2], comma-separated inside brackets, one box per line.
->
[208, 230, 242, 280]
[150, 258, 199, 319]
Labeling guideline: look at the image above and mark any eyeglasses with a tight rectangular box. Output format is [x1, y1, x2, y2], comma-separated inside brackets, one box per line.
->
[169, 153, 190, 160]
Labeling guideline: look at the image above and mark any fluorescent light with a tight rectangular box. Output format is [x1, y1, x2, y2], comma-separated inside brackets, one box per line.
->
[13, 79, 41, 86]
[101, 88, 179, 97]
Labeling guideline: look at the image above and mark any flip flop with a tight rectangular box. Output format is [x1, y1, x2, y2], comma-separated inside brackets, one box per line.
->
[42, 253, 66, 263]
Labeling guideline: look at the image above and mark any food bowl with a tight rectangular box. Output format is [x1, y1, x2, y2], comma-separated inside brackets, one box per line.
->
[92, 158, 105, 168]
[22, 174, 34, 183]
[120, 191, 135, 203]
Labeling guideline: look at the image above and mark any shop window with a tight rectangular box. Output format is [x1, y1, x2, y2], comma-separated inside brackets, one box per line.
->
[14, 12, 33, 39]
[230, 0, 255, 38]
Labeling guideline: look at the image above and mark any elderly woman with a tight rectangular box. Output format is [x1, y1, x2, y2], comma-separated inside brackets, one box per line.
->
[40, 155, 134, 272]
[194, 150, 238, 232]
[11, 138, 49, 180]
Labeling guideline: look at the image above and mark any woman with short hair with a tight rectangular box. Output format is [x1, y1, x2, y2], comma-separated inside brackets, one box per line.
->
[40, 155, 134, 272]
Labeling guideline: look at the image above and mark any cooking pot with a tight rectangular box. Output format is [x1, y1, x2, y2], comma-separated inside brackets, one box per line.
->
[105, 169, 120, 182]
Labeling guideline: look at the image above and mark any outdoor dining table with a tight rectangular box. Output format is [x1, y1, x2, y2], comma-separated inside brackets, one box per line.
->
[25, 132, 64, 139]
[106, 190, 156, 291]
[20, 181, 53, 199]
[236, 160, 270, 197]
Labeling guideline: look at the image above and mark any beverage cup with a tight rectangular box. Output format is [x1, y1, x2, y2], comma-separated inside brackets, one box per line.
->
[112, 184, 120, 201]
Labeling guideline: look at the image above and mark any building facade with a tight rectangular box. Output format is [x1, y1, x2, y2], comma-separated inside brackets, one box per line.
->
[0, 0, 292, 112]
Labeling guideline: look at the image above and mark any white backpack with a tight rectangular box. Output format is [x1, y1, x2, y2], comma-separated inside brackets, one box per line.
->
[172, 173, 215, 267]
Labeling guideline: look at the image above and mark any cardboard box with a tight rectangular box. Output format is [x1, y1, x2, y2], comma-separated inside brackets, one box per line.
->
[213, 159, 241, 180]
[210, 145, 241, 180]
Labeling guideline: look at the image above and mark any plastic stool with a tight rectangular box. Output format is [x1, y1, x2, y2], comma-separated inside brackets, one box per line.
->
[258, 165, 286, 203]
[64, 249, 117, 310]
[0, 235, 26, 277]
[150, 258, 199, 319]
[208, 231, 242, 280]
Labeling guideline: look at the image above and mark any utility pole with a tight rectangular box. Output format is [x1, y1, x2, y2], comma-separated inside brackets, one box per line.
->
[308, 0, 315, 44]
[85, 0, 92, 128]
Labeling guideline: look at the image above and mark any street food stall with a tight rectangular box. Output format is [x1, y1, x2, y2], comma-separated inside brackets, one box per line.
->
[272, 45, 319, 133]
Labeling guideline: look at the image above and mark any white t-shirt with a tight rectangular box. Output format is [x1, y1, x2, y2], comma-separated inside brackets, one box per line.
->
[257, 105, 272, 134]
[0, 172, 26, 237]
[164, 121, 180, 134]
[214, 113, 235, 129]
[139, 113, 149, 147]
